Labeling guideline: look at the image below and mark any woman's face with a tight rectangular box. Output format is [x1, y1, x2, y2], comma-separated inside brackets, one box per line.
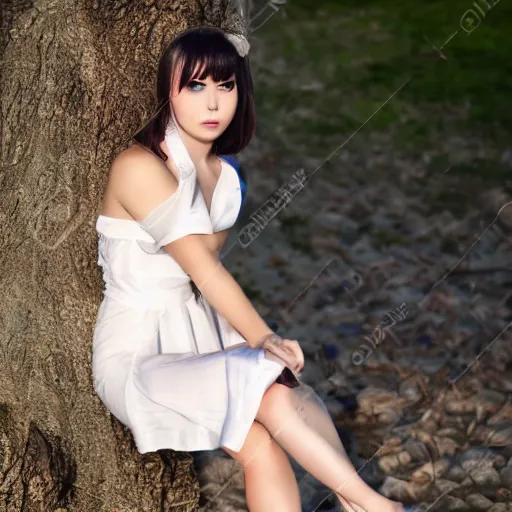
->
[170, 64, 238, 144]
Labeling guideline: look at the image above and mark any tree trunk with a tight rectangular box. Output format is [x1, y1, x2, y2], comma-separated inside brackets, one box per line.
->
[0, 1, 245, 510]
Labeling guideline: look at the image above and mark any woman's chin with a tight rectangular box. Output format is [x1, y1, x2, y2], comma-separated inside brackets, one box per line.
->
[193, 127, 225, 142]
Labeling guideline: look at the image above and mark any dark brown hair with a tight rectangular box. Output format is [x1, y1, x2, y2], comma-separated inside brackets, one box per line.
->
[133, 26, 256, 159]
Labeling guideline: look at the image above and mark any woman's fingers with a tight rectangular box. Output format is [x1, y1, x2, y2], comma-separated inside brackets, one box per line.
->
[263, 338, 305, 376]
[295, 342, 305, 371]
[282, 340, 304, 373]
[275, 342, 298, 371]
[281, 342, 300, 374]
[267, 343, 297, 369]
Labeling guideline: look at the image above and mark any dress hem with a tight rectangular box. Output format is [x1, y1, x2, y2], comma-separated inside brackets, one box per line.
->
[131, 350, 284, 454]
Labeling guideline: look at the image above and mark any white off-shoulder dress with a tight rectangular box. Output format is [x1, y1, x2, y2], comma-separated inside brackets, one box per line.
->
[92, 119, 286, 454]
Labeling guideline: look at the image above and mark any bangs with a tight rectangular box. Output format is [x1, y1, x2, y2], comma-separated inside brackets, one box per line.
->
[173, 32, 239, 92]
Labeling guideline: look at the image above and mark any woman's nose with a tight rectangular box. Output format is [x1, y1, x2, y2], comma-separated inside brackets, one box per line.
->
[207, 90, 218, 111]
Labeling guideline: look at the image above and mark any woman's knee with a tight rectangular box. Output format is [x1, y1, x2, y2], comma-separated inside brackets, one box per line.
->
[257, 381, 294, 420]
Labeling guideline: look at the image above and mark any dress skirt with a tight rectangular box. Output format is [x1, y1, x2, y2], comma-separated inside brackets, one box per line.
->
[92, 280, 287, 453]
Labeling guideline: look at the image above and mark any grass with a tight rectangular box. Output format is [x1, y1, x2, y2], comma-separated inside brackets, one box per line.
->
[252, 0, 511, 218]
[262, 0, 512, 134]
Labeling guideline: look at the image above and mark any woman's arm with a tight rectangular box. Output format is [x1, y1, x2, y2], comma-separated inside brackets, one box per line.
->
[163, 234, 274, 348]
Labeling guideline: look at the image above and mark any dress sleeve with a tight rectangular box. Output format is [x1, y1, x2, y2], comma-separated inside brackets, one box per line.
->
[136, 184, 214, 254]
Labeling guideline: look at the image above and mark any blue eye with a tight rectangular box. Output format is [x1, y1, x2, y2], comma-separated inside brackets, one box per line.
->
[187, 81, 204, 92]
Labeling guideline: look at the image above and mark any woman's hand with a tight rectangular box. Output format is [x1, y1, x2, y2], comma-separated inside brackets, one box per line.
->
[263, 337, 304, 376]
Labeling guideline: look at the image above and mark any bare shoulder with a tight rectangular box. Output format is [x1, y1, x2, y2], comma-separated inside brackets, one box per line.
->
[109, 144, 178, 190]
[109, 144, 180, 221]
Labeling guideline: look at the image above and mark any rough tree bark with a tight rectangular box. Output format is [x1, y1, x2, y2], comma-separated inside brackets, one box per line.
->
[0, 1, 246, 510]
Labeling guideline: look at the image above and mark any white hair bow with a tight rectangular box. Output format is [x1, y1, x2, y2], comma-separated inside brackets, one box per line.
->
[225, 32, 250, 57]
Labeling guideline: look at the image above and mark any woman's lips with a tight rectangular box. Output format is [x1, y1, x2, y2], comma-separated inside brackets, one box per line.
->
[202, 121, 219, 129]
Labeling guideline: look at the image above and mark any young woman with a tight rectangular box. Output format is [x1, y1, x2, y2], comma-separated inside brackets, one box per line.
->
[92, 26, 405, 512]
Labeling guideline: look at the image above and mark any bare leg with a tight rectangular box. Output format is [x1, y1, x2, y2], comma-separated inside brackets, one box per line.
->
[274, 383, 368, 511]
[255, 368, 404, 512]
[222, 420, 301, 512]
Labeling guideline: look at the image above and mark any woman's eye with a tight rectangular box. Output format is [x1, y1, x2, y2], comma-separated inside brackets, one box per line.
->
[220, 80, 235, 91]
[187, 81, 204, 91]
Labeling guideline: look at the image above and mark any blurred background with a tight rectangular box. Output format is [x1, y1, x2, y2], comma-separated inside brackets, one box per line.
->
[195, 1, 512, 511]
